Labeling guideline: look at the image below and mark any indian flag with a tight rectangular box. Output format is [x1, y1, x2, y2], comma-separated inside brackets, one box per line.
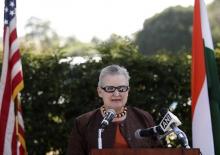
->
[191, 0, 220, 155]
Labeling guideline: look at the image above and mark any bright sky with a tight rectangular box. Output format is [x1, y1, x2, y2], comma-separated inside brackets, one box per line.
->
[0, 0, 214, 42]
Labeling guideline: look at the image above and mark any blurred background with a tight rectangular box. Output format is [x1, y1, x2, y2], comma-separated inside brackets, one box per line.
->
[0, 0, 220, 154]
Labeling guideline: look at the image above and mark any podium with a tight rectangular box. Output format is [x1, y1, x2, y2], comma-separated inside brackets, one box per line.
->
[90, 148, 200, 155]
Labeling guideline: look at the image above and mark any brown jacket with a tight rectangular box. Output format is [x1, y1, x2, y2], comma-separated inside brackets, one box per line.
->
[66, 106, 162, 155]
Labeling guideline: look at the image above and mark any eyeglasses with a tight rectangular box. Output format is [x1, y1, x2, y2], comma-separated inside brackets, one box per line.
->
[101, 85, 129, 93]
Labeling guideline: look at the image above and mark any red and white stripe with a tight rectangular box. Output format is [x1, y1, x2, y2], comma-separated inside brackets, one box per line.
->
[0, 6, 26, 155]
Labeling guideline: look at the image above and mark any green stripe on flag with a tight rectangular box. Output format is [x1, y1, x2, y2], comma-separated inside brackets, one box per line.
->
[204, 46, 220, 155]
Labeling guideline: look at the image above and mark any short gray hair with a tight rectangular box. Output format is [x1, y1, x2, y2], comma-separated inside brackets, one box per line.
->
[98, 64, 130, 87]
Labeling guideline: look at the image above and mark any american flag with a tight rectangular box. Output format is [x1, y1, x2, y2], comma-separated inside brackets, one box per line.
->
[0, 0, 27, 154]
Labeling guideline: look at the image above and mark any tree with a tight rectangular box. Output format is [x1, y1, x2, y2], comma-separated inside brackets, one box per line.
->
[208, 0, 220, 45]
[135, 6, 193, 55]
[23, 17, 60, 53]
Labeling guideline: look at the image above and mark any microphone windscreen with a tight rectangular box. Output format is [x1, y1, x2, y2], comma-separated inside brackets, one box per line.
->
[106, 109, 116, 116]
[105, 109, 116, 121]
[100, 108, 116, 129]
[134, 129, 144, 139]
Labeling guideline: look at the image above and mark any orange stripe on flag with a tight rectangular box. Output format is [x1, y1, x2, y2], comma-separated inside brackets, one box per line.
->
[191, 0, 206, 115]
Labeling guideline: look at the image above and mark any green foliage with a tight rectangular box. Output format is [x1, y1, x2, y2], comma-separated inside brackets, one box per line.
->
[21, 53, 68, 154]
[24, 17, 60, 53]
[135, 2, 220, 55]
[60, 37, 97, 57]
[96, 34, 142, 60]
[208, 0, 220, 45]
[19, 17, 97, 57]
[135, 6, 193, 55]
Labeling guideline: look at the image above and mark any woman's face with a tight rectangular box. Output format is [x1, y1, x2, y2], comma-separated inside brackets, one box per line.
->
[97, 74, 129, 113]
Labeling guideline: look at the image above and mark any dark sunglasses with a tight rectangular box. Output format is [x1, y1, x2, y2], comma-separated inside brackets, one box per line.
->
[101, 85, 129, 93]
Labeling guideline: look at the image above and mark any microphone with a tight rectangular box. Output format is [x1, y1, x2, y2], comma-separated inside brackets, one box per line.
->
[135, 125, 164, 139]
[160, 111, 190, 148]
[135, 111, 182, 138]
[135, 109, 190, 148]
[100, 109, 116, 129]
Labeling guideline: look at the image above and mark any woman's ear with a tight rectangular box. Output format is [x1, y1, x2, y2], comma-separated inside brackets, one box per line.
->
[97, 87, 103, 98]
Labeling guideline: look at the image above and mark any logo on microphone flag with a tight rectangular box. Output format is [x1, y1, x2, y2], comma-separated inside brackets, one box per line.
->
[192, 0, 220, 155]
